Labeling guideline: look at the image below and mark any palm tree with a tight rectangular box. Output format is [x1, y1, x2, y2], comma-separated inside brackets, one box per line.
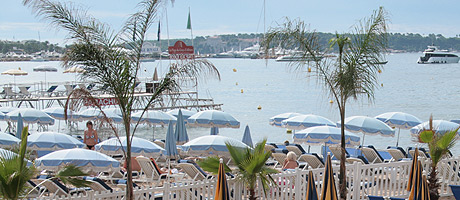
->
[0, 126, 34, 200]
[23, 0, 220, 199]
[262, 7, 388, 199]
[417, 116, 457, 200]
[198, 139, 278, 200]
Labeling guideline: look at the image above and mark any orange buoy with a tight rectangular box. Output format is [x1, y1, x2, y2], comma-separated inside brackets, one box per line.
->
[308, 67, 312, 72]
[241, 89, 244, 93]
[329, 100, 333, 103]
[257, 105, 262, 110]
[233, 68, 237, 72]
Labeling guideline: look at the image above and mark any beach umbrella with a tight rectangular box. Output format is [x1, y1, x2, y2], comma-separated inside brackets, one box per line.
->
[188, 110, 240, 129]
[167, 108, 196, 120]
[164, 122, 178, 158]
[0, 111, 6, 120]
[33, 65, 57, 86]
[0, 133, 20, 148]
[410, 120, 460, 135]
[153, 67, 159, 81]
[0, 107, 16, 114]
[210, 127, 219, 135]
[0, 148, 33, 166]
[6, 108, 54, 125]
[320, 154, 338, 200]
[27, 132, 85, 151]
[408, 160, 429, 200]
[407, 148, 419, 191]
[2, 68, 28, 92]
[181, 135, 249, 157]
[102, 107, 123, 117]
[214, 158, 230, 200]
[293, 126, 360, 147]
[375, 112, 422, 146]
[131, 110, 176, 125]
[269, 112, 303, 127]
[95, 136, 165, 157]
[281, 114, 335, 130]
[242, 125, 253, 147]
[35, 148, 120, 173]
[63, 66, 85, 73]
[42, 107, 79, 121]
[337, 116, 395, 146]
[306, 170, 319, 200]
[175, 109, 189, 145]
[77, 108, 122, 123]
[15, 113, 23, 139]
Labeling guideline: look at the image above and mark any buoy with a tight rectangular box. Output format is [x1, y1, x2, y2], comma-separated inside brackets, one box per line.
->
[236, 82, 238, 86]
[308, 67, 312, 72]
[257, 105, 262, 110]
[233, 68, 237, 72]
[329, 100, 333, 103]
[378, 69, 382, 73]
[381, 83, 384, 87]
[286, 129, 292, 134]
[241, 89, 244, 93]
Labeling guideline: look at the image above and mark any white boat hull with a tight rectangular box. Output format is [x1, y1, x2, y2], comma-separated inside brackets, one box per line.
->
[417, 56, 460, 64]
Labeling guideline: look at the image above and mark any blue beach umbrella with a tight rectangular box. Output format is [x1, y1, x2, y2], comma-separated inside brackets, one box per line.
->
[0, 107, 16, 114]
[281, 114, 335, 130]
[6, 108, 54, 125]
[410, 120, 460, 135]
[131, 110, 177, 125]
[35, 148, 120, 173]
[375, 112, 422, 146]
[167, 108, 196, 120]
[242, 125, 253, 147]
[15, 113, 23, 139]
[337, 116, 395, 146]
[0, 148, 33, 166]
[27, 132, 85, 151]
[164, 122, 178, 158]
[293, 126, 360, 147]
[42, 107, 79, 121]
[181, 135, 249, 157]
[321, 154, 338, 200]
[95, 136, 165, 157]
[269, 112, 303, 127]
[306, 170, 319, 200]
[210, 127, 219, 135]
[0, 132, 20, 148]
[175, 109, 189, 144]
[188, 110, 240, 128]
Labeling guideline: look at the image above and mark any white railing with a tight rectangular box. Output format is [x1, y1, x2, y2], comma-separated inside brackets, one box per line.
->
[37, 156, 460, 200]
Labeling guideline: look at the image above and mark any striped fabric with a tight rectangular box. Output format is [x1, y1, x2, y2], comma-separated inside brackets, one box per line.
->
[214, 160, 229, 200]
[407, 148, 419, 191]
[306, 170, 319, 200]
[320, 155, 338, 200]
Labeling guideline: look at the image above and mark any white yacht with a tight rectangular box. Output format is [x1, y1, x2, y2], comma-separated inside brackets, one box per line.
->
[417, 46, 459, 64]
[276, 54, 323, 62]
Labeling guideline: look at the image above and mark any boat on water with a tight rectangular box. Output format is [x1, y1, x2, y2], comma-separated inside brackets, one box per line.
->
[140, 58, 156, 62]
[417, 46, 459, 64]
[276, 54, 323, 62]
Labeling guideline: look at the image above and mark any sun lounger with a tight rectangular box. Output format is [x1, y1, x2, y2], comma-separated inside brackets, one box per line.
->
[360, 146, 386, 164]
[271, 152, 287, 168]
[3, 87, 16, 98]
[329, 145, 349, 160]
[135, 156, 168, 184]
[43, 85, 58, 97]
[64, 84, 76, 96]
[83, 176, 113, 192]
[178, 160, 212, 181]
[37, 175, 87, 198]
[386, 146, 407, 162]
[18, 86, 31, 97]
[346, 156, 369, 165]
[298, 153, 324, 169]
[264, 144, 276, 153]
[367, 195, 385, 200]
[407, 147, 430, 159]
[153, 140, 165, 148]
[286, 144, 306, 156]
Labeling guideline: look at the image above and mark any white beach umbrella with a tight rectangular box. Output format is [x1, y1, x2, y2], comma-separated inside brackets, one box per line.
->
[6, 108, 54, 125]
[281, 114, 336, 130]
[95, 136, 165, 157]
[131, 110, 176, 125]
[410, 120, 460, 135]
[35, 148, 120, 173]
[375, 112, 422, 146]
[187, 110, 240, 129]
[0, 133, 20, 148]
[0, 107, 17, 114]
[167, 108, 196, 120]
[293, 126, 360, 147]
[2, 68, 28, 92]
[337, 116, 395, 146]
[181, 135, 249, 157]
[269, 112, 303, 127]
[27, 132, 85, 151]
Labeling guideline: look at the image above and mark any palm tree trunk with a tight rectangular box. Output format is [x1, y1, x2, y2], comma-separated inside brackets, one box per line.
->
[339, 105, 347, 200]
[249, 188, 255, 200]
[125, 122, 134, 200]
[429, 164, 440, 200]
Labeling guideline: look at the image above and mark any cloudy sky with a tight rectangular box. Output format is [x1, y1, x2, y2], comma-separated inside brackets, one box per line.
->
[1, 0, 459, 45]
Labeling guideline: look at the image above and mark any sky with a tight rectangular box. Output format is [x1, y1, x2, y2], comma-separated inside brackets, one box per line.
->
[1, 0, 459, 46]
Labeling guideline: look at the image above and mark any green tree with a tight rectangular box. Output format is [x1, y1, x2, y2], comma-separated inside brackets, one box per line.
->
[262, 7, 388, 199]
[417, 116, 457, 200]
[24, 0, 219, 199]
[198, 139, 278, 200]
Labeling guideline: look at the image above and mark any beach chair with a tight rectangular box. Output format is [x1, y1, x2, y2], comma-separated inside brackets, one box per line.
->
[64, 84, 76, 96]
[408, 147, 430, 159]
[3, 87, 16, 98]
[360, 146, 384, 164]
[346, 156, 369, 165]
[264, 144, 276, 153]
[86, 83, 95, 90]
[83, 176, 113, 192]
[178, 161, 212, 181]
[154, 140, 165, 148]
[328, 145, 352, 161]
[27, 180, 46, 197]
[272, 153, 287, 168]
[449, 185, 460, 200]
[298, 153, 324, 169]
[37, 176, 86, 198]
[286, 144, 305, 156]
[386, 146, 407, 162]
[18, 86, 31, 97]
[135, 156, 168, 184]
[43, 85, 58, 97]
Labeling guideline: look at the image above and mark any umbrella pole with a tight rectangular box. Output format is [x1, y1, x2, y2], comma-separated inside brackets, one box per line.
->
[308, 145, 311, 153]
[362, 133, 366, 147]
[396, 128, 401, 147]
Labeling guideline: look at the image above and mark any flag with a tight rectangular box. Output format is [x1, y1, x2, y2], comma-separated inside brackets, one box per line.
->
[157, 21, 161, 41]
[186, 10, 192, 30]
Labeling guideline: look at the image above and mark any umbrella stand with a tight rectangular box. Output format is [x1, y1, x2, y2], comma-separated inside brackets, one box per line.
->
[396, 128, 401, 147]
[361, 133, 366, 147]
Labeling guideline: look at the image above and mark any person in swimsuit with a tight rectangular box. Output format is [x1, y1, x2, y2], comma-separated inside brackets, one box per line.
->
[283, 151, 299, 170]
[84, 121, 98, 150]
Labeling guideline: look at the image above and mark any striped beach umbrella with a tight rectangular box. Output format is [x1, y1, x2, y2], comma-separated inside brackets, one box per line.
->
[320, 154, 338, 200]
[214, 158, 230, 200]
[269, 112, 303, 127]
[306, 170, 319, 200]
[408, 160, 429, 200]
[0, 133, 20, 148]
[407, 148, 419, 191]
[281, 114, 335, 130]
[337, 116, 395, 146]
[375, 112, 422, 146]
[242, 125, 253, 148]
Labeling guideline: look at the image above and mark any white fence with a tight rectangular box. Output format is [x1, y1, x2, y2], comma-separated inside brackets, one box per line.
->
[39, 156, 460, 200]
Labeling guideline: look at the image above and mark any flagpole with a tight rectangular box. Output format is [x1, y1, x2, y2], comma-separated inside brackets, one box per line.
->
[188, 7, 194, 51]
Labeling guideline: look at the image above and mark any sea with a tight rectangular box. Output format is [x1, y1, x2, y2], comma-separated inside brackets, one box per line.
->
[1, 53, 460, 155]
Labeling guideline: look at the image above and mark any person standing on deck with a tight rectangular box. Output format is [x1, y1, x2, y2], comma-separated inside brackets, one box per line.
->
[84, 121, 98, 150]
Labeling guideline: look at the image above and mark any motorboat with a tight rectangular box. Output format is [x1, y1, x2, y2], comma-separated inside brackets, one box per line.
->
[417, 46, 459, 64]
[276, 54, 323, 62]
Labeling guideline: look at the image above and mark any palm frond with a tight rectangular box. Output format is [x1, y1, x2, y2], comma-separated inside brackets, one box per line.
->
[197, 156, 231, 174]
[55, 165, 89, 188]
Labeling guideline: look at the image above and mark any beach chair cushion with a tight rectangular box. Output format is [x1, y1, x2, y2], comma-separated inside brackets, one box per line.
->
[449, 185, 460, 200]
[83, 176, 113, 192]
[367, 195, 385, 200]
[298, 153, 324, 169]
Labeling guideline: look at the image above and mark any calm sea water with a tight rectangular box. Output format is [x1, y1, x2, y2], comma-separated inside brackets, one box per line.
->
[1, 53, 460, 154]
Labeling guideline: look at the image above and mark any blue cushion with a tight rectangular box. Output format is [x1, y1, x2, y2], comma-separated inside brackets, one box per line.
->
[367, 195, 385, 200]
